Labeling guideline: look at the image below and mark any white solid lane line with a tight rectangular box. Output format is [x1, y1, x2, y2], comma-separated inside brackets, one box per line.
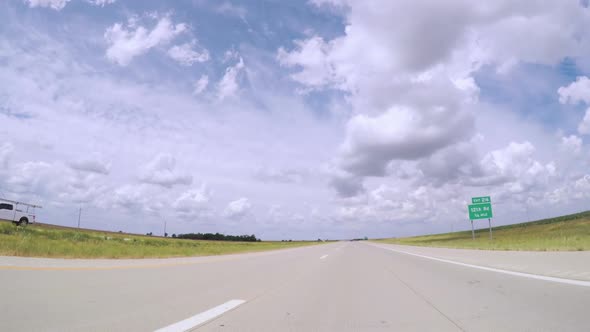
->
[154, 299, 246, 332]
[320, 255, 329, 259]
[373, 244, 590, 288]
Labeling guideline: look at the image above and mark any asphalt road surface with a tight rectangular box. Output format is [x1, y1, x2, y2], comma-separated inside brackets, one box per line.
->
[1, 242, 589, 331]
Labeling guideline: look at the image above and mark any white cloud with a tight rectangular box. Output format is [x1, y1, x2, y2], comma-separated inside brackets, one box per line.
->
[25, 0, 115, 10]
[559, 77, 590, 136]
[0, 143, 14, 168]
[217, 57, 245, 100]
[215, 2, 247, 20]
[138, 154, 192, 188]
[0, 157, 110, 205]
[25, 0, 70, 10]
[222, 49, 239, 63]
[574, 175, 590, 194]
[25, 0, 116, 10]
[4, 161, 56, 195]
[476, 142, 556, 191]
[545, 173, 590, 204]
[578, 108, 590, 135]
[89, 0, 116, 6]
[281, 0, 590, 202]
[277, 37, 336, 89]
[5, 0, 590, 239]
[280, 1, 590, 101]
[335, 183, 463, 227]
[0, 143, 110, 206]
[102, 184, 176, 216]
[105, 16, 187, 66]
[0, 10, 340, 238]
[280, 1, 590, 103]
[193, 75, 209, 95]
[329, 170, 364, 198]
[109, 184, 148, 210]
[329, 138, 561, 232]
[254, 167, 306, 184]
[333, 144, 559, 231]
[561, 135, 583, 154]
[558, 76, 590, 105]
[172, 186, 211, 218]
[69, 158, 111, 175]
[224, 197, 252, 219]
[167, 41, 209, 66]
[338, 105, 472, 177]
[59, 175, 109, 204]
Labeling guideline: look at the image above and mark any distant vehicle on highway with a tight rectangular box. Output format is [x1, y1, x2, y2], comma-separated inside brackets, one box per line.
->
[0, 198, 41, 226]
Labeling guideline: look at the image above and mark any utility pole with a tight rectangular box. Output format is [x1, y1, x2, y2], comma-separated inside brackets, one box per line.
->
[77, 207, 82, 229]
[164, 220, 167, 237]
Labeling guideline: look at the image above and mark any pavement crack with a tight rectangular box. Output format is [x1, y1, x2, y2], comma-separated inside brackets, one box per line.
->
[385, 267, 466, 332]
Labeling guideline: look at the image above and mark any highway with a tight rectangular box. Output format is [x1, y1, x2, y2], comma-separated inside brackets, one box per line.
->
[1, 242, 589, 331]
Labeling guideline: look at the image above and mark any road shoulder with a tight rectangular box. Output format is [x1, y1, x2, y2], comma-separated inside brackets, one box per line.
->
[368, 242, 590, 281]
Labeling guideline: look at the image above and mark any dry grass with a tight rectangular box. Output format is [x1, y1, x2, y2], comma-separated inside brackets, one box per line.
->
[0, 222, 320, 258]
[373, 211, 590, 251]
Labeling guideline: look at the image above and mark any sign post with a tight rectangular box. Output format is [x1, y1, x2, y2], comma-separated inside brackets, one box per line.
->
[468, 196, 494, 240]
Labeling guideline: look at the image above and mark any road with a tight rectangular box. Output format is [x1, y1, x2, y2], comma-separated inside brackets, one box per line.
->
[1, 242, 589, 331]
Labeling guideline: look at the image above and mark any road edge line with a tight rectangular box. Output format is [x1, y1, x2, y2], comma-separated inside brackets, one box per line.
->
[154, 299, 246, 332]
[371, 244, 590, 287]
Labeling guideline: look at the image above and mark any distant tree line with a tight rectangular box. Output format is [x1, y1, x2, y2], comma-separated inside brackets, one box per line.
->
[174, 232, 260, 242]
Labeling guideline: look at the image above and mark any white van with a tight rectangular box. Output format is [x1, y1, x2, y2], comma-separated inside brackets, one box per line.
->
[0, 199, 41, 226]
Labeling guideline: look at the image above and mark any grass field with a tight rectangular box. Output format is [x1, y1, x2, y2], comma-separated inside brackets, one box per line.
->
[373, 211, 590, 251]
[0, 222, 320, 259]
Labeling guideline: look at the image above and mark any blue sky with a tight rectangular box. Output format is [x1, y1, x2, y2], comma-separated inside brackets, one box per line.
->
[1, 0, 590, 240]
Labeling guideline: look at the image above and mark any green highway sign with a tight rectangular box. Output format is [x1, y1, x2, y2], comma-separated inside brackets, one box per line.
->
[472, 196, 491, 204]
[468, 203, 493, 220]
[468, 195, 494, 239]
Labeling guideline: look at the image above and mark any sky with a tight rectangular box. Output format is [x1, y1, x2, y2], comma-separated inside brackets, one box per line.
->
[1, 0, 590, 240]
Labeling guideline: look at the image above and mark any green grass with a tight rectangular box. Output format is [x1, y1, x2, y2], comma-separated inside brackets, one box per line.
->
[373, 211, 590, 251]
[0, 222, 320, 259]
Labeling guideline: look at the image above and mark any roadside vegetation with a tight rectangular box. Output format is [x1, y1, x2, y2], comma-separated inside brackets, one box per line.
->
[373, 211, 590, 251]
[175, 233, 259, 242]
[0, 222, 320, 259]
